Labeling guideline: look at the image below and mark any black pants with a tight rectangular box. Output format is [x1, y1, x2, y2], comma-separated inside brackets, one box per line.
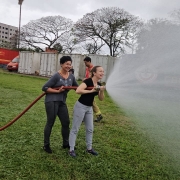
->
[44, 101, 70, 146]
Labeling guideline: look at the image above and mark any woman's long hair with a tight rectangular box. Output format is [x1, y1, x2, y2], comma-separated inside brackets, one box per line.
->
[91, 66, 101, 77]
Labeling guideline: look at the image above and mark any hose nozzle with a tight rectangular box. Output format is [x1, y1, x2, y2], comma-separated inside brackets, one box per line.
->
[95, 85, 106, 91]
[94, 85, 100, 91]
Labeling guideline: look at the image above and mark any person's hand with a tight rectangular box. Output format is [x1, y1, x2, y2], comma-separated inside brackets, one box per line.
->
[94, 85, 106, 92]
[100, 86, 106, 91]
[57, 86, 65, 93]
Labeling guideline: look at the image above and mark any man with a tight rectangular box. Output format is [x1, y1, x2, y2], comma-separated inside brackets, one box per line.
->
[69, 66, 74, 74]
[83, 56, 103, 122]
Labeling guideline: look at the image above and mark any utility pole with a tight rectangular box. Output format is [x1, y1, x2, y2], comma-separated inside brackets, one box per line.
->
[18, 0, 24, 49]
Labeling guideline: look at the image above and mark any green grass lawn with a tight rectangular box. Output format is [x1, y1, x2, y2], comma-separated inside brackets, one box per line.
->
[0, 69, 179, 180]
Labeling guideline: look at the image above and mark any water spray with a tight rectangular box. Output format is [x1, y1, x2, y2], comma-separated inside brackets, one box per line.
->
[105, 20, 180, 169]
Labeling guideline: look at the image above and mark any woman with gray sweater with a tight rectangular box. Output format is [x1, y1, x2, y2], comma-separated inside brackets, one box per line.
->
[42, 56, 78, 153]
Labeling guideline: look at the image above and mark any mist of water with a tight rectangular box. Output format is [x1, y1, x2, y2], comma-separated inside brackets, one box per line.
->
[106, 21, 180, 168]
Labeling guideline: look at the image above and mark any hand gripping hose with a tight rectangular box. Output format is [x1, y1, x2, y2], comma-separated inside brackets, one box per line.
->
[0, 86, 94, 131]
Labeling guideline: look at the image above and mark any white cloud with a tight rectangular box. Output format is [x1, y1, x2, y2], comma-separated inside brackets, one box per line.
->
[0, 0, 179, 27]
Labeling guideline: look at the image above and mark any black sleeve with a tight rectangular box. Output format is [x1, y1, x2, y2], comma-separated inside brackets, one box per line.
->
[83, 78, 90, 84]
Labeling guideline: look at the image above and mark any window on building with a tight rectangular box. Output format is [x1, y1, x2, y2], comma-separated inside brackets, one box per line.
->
[2, 27, 4, 29]
[6, 28, 8, 30]
[5, 37, 7, 39]
[5, 32, 8, 34]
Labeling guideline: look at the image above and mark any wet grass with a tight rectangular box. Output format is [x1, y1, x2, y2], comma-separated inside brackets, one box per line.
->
[0, 69, 179, 180]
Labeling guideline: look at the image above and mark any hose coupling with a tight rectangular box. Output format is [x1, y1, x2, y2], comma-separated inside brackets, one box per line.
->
[94, 85, 101, 91]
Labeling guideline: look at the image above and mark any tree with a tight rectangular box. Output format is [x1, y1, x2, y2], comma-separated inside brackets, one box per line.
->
[0, 40, 11, 49]
[0, 33, 18, 49]
[136, 18, 180, 56]
[74, 7, 142, 56]
[20, 15, 74, 51]
[56, 30, 79, 54]
[82, 37, 105, 54]
[53, 43, 63, 53]
[170, 9, 180, 24]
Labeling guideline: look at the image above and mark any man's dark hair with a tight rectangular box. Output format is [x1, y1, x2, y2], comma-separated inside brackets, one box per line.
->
[60, 56, 72, 64]
[84, 56, 91, 62]
[69, 68, 74, 74]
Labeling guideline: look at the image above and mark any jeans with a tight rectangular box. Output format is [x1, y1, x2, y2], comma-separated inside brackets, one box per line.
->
[69, 101, 94, 151]
[44, 101, 70, 146]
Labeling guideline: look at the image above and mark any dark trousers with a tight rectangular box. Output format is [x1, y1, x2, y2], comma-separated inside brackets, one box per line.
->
[44, 101, 70, 146]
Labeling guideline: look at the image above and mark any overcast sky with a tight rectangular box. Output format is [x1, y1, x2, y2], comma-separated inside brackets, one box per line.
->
[0, 0, 179, 27]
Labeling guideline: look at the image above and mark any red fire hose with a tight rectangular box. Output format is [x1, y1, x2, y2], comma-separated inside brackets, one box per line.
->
[0, 86, 94, 131]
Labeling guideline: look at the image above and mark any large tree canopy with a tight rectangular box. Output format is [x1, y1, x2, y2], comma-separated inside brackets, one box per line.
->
[136, 18, 180, 56]
[20, 15, 74, 52]
[74, 7, 142, 56]
[82, 38, 105, 54]
[170, 9, 180, 24]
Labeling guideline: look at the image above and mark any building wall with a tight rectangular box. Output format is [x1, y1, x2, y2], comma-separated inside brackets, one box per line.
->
[0, 22, 18, 46]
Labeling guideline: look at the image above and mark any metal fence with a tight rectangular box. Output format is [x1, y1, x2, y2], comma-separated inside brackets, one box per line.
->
[18, 51, 119, 82]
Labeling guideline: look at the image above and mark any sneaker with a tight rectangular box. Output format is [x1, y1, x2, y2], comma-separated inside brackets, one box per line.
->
[69, 150, 76, 157]
[94, 114, 103, 122]
[87, 149, 98, 156]
[43, 145, 52, 154]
